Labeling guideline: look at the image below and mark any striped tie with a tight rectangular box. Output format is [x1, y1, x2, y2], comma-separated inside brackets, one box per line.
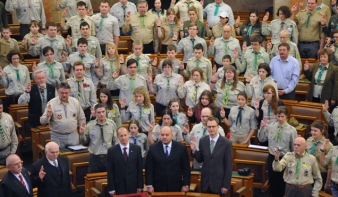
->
[77, 81, 82, 100]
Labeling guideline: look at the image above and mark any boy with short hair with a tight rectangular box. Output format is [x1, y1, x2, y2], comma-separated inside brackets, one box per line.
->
[213, 55, 236, 81]
[21, 20, 44, 55]
[157, 45, 183, 75]
[2, 27, 19, 51]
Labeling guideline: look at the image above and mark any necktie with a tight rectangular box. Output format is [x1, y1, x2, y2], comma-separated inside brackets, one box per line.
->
[280, 22, 285, 29]
[50, 39, 54, 47]
[267, 104, 271, 120]
[122, 6, 127, 20]
[192, 84, 198, 103]
[130, 77, 135, 93]
[156, 10, 161, 18]
[295, 154, 302, 179]
[0, 116, 5, 142]
[214, 4, 220, 16]
[40, 88, 46, 105]
[247, 25, 253, 36]
[223, 40, 229, 54]
[210, 140, 215, 153]
[79, 54, 85, 62]
[169, 24, 175, 37]
[196, 59, 200, 67]
[19, 174, 26, 187]
[203, 128, 207, 136]
[185, 1, 192, 8]
[137, 104, 143, 121]
[77, 81, 82, 100]
[100, 125, 104, 145]
[276, 126, 282, 142]
[53, 160, 58, 167]
[253, 52, 259, 71]
[165, 145, 169, 159]
[110, 59, 115, 74]
[135, 56, 141, 72]
[190, 38, 195, 50]
[317, 65, 328, 84]
[173, 114, 178, 124]
[46, 62, 55, 78]
[141, 17, 145, 27]
[123, 147, 128, 162]
[236, 107, 243, 127]
[306, 12, 312, 28]
[16, 69, 20, 81]
[223, 82, 231, 105]
[133, 136, 137, 144]
[310, 141, 319, 155]
[99, 15, 108, 31]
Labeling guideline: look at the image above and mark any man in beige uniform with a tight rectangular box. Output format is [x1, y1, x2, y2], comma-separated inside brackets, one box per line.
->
[291, 0, 325, 58]
[273, 137, 322, 197]
[170, 0, 203, 22]
[122, 0, 159, 54]
[40, 83, 86, 148]
[0, 99, 18, 165]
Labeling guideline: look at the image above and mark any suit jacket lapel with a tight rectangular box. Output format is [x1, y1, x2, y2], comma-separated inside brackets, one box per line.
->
[158, 142, 167, 161]
[22, 170, 32, 194]
[323, 64, 333, 86]
[9, 172, 30, 195]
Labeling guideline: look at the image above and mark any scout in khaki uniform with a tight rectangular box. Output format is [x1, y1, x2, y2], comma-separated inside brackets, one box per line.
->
[316, 0, 331, 26]
[21, 21, 44, 55]
[71, 22, 102, 59]
[206, 11, 236, 39]
[273, 137, 322, 197]
[261, 6, 298, 45]
[40, 83, 86, 149]
[258, 106, 298, 197]
[158, 8, 180, 54]
[107, 58, 148, 106]
[185, 44, 212, 84]
[170, 0, 203, 23]
[80, 103, 118, 173]
[235, 35, 270, 78]
[67, 61, 97, 122]
[61, 1, 96, 40]
[122, 0, 159, 54]
[291, 0, 325, 58]
[126, 40, 152, 80]
[0, 39, 10, 68]
[55, 0, 93, 21]
[1, 27, 19, 52]
[208, 24, 241, 68]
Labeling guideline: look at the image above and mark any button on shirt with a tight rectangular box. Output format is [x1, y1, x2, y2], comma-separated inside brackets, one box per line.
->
[22, 32, 43, 51]
[306, 136, 333, 173]
[262, 19, 298, 45]
[110, 1, 137, 28]
[213, 80, 245, 109]
[151, 124, 183, 143]
[67, 77, 97, 109]
[80, 119, 118, 155]
[5, 0, 46, 28]
[177, 81, 210, 108]
[173, 36, 207, 63]
[245, 76, 277, 107]
[294, 9, 325, 42]
[126, 53, 152, 80]
[37, 61, 66, 87]
[152, 72, 181, 106]
[121, 102, 155, 132]
[228, 105, 257, 135]
[72, 36, 102, 59]
[159, 22, 180, 45]
[64, 15, 96, 40]
[0, 64, 30, 95]
[58, 0, 92, 21]
[270, 55, 300, 94]
[203, 2, 234, 28]
[236, 49, 270, 78]
[208, 36, 241, 65]
[91, 13, 120, 44]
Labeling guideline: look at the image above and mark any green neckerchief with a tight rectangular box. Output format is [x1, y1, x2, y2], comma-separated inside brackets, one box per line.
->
[46, 62, 55, 78]
[99, 15, 108, 31]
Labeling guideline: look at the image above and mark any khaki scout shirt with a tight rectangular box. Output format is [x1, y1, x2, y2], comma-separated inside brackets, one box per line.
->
[92, 103, 122, 129]
[228, 104, 257, 135]
[159, 22, 180, 45]
[173, 35, 207, 63]
[121, 102, 155, 132]
[126, 53, 152, 80]
[99, 57, 120, 85]
[177, 80, 210, 108]
[1, 38, 19, 52]
[273, 152, 322, 197]
[185, 57, 212, 84]
[110, 1, 137, 28]
[316, 3, 331, 26]
[122, 12, 159, 50]
[208, 36, 241, 65]
[152, 72, 181, 106]
[67, 77, 97, 109]
[91, 13, 120, 44]
[258, 122, 297, 156]
[58, 0, 92, 21]
[107, 74, 148, 104]
[213, 80, 245, 109]
[206, 22, 236, 39]
[0, 64, 30, 95]
[80, 119, 118, 155]
[323, 146, 338, 184]
[64, 15, 96, 40]
[236, 48, 270, 77]
[306, 136, 333, 172]
[170, 0, 203, 22]
[294, 9, 325, 42]
[151, 124, 183, 142]
[0, 112, 18, 153]
[37, 60, 66, 87]
[22, 32, 43, 51]
[261, 19, 298, 45]
[40, 96, 86, 135]
[71, 36, 102, 59]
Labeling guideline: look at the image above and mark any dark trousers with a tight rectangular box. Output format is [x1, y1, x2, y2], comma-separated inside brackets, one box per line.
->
[268, 154, 285, 197]
[202, 185, 225, 197]
[4, 95, 19, 113]
[160, 44, 168, 54]
[298, 41, 319, 58]
[285, 183, 312, 197]
[88, 154, 107, 173]
[279, 89, 296, 100]
[83, 107, 91, 122]
[143, 41, 154, 54]
[312, 96, 321, 103]
[155, 102, 167, 117]
[19, 24, 30, 40]
[100, 44, 106, 55]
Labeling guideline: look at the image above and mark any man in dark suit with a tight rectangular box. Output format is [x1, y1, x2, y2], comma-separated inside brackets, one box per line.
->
[30, 142, 72, 197]
[191, 116, 232, 196]
[107, 127, 143, 195]
[1, 154, 33, 197]
[145, 126, 190, 193]
[18, 69, 56, 127]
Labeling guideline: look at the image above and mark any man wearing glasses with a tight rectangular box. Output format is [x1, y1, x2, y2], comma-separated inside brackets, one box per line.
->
[1, 154, 32, 197]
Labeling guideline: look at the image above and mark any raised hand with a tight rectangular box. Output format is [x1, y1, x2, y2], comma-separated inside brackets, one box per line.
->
[62, 7, 69, 17]
[187, 107, 193, 117]
[263, 12, 269, 22]
[209, 36, 215, 46]
[235, 16, 240, 27]
[47, 104, 53, 118]
[179, 61, 184, 70]
[200, 0, 204, 6]
[245, 72, 252, 83]
[120, 98, 127, 108]
[147, 73, 153, 83]
[87, 8, 93, 16]
[205, 21, 209, 30]
[321, 14, 326, 26]
[254, 97, 260, 109]
[299, 1, 304, 8]
[66, 35, 72, 47]
[90, 107, 95, 117]
[178, 76, 184, 85]
[242, 41, 247, 53]
[234, 47, 239, 59]
[119, 54, 124, 64]
[303, 60, 309, 71]
[60, 52, 68, 63]
[94, 58, 99, 67]
[31, 35, 38, 45]
[322, 100, 329, 112]
[156, 18, 161, 27]
[112, 70, 120, 79]
[79, 122, 86, 134]
[21, 38, 26, 48]
[173, 32, 178, 40]
[291, 2, 299, 13]
[152, 57, 158, 66]
[190, 136, 197, 151]
[260, 116, 268, 128]
[148, 120, 155, 133]
[321, 139, 331, 150]
[220, 107, 226, 118]
[32, 62, 37, 72]
[25, 83, 31, 93]
[266, 40, 272, 50]
[273, 147, 280, 160]
[39, 165, 46, 180]
[125, 11, 131, 22]
[183, 123, 190, 134]
[179, 19, 184, 29]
